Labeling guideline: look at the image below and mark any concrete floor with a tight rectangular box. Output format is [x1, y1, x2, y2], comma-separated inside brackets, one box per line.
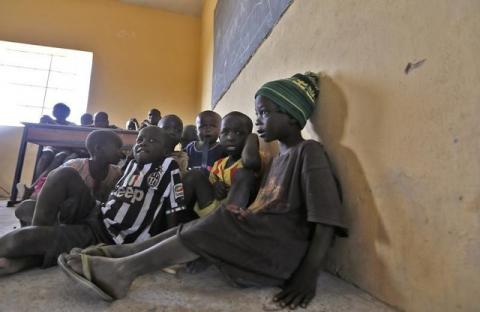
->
[0, 201, 395, 311]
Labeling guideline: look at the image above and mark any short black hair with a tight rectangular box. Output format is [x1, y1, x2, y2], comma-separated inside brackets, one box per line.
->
[52, 103, 70, 118]
[94, 112, 109, 121]
[160, 114, 183, 130]
[80, 113, 93, 125]
[223, 111, 253, 133]
[149, 108, 161, 116]
[197, 110, 221, 123]
[85, 130, 122, 155]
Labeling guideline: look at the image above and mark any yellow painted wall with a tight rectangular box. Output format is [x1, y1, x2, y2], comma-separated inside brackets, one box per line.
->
[198, 0, 217, 111]
[200, 1, 480, 311]
[0, 0, 201, 195]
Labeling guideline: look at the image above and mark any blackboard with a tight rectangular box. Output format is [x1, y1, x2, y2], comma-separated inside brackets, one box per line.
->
[212, 0, 293, 108]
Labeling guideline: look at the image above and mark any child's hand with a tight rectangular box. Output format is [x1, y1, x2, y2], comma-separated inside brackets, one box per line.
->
[213, 181, 229, 200]
[224, 204, 250, 220]
[273, 265, 317, 309]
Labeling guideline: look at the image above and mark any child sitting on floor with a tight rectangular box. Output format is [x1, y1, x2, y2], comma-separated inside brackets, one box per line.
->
[158, 114, 189, 176]
[0, 126, 188, 275]
[183, 111, 261, 218]
[15, 130, 124, 226]
[184, 110, 225, 172]
[180, 124, 198, 150]
[60, 73, 347, 310]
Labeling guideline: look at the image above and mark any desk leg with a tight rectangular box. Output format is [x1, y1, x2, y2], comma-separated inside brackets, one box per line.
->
[8, 127, 28, 207]
[32, 145, 43, 184]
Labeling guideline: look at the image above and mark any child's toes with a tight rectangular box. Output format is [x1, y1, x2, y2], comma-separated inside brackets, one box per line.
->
[69, 247, 82, 255]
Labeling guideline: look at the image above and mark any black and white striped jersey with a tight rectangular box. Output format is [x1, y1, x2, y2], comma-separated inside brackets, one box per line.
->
[101, 157, 189, 244]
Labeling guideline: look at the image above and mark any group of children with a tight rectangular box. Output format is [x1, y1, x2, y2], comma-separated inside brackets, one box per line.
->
[0, 72, 347, 310]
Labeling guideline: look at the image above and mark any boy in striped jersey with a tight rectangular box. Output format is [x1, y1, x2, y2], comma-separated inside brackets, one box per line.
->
[0, 126, 188, 275]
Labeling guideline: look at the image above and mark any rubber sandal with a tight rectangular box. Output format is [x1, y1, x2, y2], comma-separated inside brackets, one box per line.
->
[70, 243, 112, 257]
[57, 253, 114, 301]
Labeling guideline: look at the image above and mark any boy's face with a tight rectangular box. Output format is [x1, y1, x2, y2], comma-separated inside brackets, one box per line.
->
[158, 117, 182, 150]
[134, 126, 166, 165]
[196, 114, 220, 145]
[180, 125, 198, 147]
[81, 115, 93, 126]
[148, 110, 161, 126]
[255, 95, 291, 142]
[94, 113, 109, 128]
[219, 116, 250, 157]
[100, 141, 123, 165]
[53, 106, 70, 121]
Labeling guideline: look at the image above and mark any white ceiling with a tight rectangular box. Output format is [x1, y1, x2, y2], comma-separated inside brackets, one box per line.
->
[120, 0, 204, 16]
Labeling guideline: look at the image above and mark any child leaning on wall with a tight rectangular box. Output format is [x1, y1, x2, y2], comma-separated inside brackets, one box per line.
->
[59, 72, 348, 310]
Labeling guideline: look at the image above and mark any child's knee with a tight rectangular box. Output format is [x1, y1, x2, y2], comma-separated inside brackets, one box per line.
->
[45, 167, 82, 190]
[40, 150, 55, 160]
[14, 200, 36, 223]
[49, 166, 78, 180]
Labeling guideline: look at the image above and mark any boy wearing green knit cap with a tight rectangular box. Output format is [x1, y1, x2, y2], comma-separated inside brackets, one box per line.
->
[59, 73, 347, 310]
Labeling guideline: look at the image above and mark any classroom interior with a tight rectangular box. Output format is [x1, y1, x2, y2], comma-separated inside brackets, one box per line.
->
[0, 0, 478, 311]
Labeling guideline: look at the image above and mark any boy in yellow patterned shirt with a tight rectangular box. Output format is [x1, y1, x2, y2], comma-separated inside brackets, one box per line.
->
[183, 111, 262, 217]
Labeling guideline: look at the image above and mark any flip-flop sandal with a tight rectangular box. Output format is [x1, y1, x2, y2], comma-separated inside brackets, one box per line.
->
[57, 253, 114, 301]
[70, 243, 112, 257]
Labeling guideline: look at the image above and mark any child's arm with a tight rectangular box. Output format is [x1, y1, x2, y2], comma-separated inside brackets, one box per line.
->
[241, 133, 261, 171]
[212, 181, 229, 200]
[273, 223, 334, 309]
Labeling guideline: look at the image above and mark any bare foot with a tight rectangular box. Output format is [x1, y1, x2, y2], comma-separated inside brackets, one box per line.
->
[70, 243, 139, 258]
[224, 204, 250, 220]
[65, 254, 133, 299]
[0, 257, 15, 276]
[0, 257, 40, 276]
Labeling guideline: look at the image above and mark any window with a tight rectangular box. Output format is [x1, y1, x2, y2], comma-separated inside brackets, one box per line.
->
[0, 40, 93, 126]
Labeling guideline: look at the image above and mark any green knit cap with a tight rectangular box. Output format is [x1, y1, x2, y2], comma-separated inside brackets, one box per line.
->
[255, 72, 319, 129]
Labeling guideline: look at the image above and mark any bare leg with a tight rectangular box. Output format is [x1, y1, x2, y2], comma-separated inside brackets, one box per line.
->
[73, 226, 179, 258]
[183, 169, 215, 209]
[226, 168, 258, 208]
[0, 226, 57, 275]
[34, 150, 54, 181]
[32, 167, 86, 226]
[15, 200, 36, 227]
[0, 257, 42, 275]
[66, 235, 198, 299]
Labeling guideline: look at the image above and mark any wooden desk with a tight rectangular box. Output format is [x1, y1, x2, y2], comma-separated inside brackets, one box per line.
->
[7, 123, 138, 206]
